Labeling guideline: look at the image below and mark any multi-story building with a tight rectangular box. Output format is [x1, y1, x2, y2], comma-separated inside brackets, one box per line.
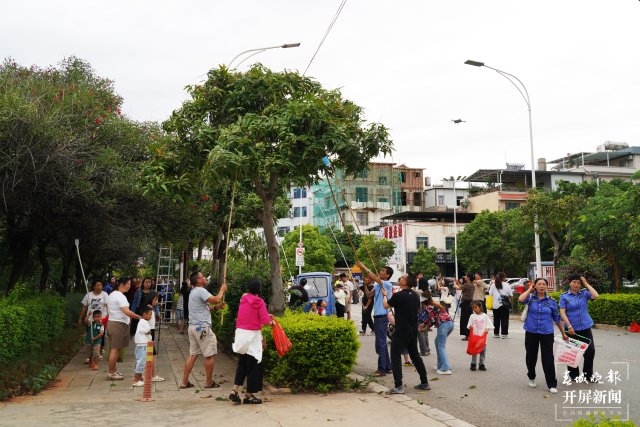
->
[548, 143, 640, 181]
[424, 180, 470, 211]
[274, 186, 313, 243]
[311, 162, 425, 232]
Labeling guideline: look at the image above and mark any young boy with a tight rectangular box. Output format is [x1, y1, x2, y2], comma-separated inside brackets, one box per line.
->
[467, 300, 493, 371]
[133, 306, 153, 386]
[85, 310, 104, 370]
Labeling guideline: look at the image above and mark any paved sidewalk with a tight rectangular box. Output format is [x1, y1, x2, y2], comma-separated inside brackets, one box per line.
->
[0, 324, 474, 427]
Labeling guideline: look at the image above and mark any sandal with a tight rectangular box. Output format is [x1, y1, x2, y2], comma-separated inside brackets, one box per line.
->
[243, 394, 263, 404]
[203, 381, 220, 389]
[179, 382, 194, 389]
[229, 391, 241, 404]
[107, 372, 124, 381]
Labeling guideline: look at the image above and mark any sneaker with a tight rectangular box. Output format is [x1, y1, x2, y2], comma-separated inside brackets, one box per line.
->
[479, 365, 486, 371]
[470, 364, 477, 371]
[493, 335, 500, 339]
[436, 369, 452, 375]
[373, 370, 387, 377]
[359, 331, 366, 336]
[548, 387, 558, 394]
[89, 364, 99, 370]
[528, 379, 537, 388]
[132, 380, 144, 387]
[98, 355, 104, 361]
[390, 386, 405, 394]
[461, 337, 469, 341]
[151, 375, 165, 382]
[501, 335, 510, 339]
[84, 358, 90, 364]
[433, 365, 439, 370]
[420, 351, 431, 356]
[404, 361, 413, 367]
[414, 383, 431, 391]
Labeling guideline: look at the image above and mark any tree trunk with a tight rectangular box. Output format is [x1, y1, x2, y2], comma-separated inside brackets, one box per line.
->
[197, 237, 206, 262]
[6, 213, 33, 293]
[260, 197, 285, 315]
[38, 240, 50, 292]
[58, 245, 72, 297]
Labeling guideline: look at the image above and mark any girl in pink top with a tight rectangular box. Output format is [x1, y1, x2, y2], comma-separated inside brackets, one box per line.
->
[230, 278, 274, 404]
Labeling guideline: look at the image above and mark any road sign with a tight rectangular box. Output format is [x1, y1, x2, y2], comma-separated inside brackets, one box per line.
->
[295, 247, 305, 267]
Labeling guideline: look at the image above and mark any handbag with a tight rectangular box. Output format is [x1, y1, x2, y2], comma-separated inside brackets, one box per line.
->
[442, 295, 455, 305]
[500, 294, 512, 309]
[520, 302, 529, 322]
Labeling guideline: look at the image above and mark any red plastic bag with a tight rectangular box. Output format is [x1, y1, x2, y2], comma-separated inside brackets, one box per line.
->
[630, 322, 640, 333]
[466, 327, 488, 355]
[272, 319, 292, 357]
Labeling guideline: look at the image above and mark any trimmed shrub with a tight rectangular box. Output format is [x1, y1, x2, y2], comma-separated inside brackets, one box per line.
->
[512, 292, 640, 326]
[261, 312, 360, 392]
[0, 286, 65, 362]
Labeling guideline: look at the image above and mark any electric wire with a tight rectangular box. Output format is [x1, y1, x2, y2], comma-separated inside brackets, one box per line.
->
[303, 0, 348, 76]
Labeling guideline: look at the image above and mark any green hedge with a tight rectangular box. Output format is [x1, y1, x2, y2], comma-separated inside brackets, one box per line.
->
[511, 292, 640, 327]
[261, 312, 360, 392]
[0, 286, 65, 362]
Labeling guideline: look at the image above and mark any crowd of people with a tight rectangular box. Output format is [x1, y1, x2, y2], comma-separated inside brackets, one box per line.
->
[76, 265, 599, 402]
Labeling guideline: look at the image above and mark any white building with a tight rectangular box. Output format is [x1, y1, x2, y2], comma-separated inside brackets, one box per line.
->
[424, 180, 469, 210]
[274, 187, 314, 243]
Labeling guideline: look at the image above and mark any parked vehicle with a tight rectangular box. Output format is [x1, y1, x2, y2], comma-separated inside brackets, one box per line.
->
[298, 272, 336, 316]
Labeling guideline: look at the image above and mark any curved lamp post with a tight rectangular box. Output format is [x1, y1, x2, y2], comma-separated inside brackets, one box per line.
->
[464, 59, 542, 279]
[443, 176, 467, 281]
[228, 43, 301, 70]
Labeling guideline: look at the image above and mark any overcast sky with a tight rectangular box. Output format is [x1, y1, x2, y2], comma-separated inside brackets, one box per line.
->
[2, 0, 639, 183]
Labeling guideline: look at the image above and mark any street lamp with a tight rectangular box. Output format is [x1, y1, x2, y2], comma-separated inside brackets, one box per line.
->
[464, 59, 543, 279]
[228, 43, 301, 70]
[443, 176, 466, 281]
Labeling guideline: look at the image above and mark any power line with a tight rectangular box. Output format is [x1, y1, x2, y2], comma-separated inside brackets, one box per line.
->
[303, 0, 348, 76]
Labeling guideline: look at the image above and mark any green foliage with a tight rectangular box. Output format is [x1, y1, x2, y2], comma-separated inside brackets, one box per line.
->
[281, 225, 335, 274]
[586, 294, 640, 326]
[569, 412, 637, 427]
[556, 245, 610, 293]
[262, 312, 360, 392]
[153, 64, 393, 314]
[356, 235, 395, 274]
[322, 225, 362, 268]
[457, 209, 535, 276]
[411, 246, 439, 277]
[0, 288, 65, 361]
[22, 365, 58, 393]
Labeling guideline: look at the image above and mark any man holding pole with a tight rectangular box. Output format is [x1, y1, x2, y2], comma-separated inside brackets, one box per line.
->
[358, 261, 393, 377]
[180, 271, 227, 389]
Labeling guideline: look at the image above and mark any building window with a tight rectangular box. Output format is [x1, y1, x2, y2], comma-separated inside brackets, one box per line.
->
[357, 169, 368, 179]
[378, 197, 388, 203]
[355, 187, 368, 202]
[277, 227, 290, 237]
[457, 196, 463, 207]
[416, 236, 429, 249]
[414, 172, 421, 178]
[293, 207, 307, 217]
[379, 176, 388, 186]
[437, 195, 445, 206]
[445, 237, 455, 250]
[293, 188, 307, 199]
[356, 211, 368, 226]
[413, 192, 422, 207]
[400, 172, 406, 183]
[505, 202, 520, 210]
[401, 192, 407, 206]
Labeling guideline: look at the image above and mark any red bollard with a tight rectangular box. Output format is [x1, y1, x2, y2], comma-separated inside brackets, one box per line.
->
[140, 341, 154, 402]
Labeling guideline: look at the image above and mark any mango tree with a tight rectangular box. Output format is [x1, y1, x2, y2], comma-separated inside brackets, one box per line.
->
[161, 65, 392, 314]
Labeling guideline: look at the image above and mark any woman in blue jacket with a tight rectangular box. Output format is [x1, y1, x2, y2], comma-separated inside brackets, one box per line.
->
[559, 274, 598, 381]
[518, 278, 568, 394]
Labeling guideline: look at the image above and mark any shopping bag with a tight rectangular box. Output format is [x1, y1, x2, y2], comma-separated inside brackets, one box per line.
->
[486, 295, 493, 310]
[272, 319, 292, 358]
[553, 335, 589, 368]
[466, 327, 487, 355]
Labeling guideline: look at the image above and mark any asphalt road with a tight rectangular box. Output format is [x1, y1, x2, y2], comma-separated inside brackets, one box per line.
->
[348, 303, 640, 426]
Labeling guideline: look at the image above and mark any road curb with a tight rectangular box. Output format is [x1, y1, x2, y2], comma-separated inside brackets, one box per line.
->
[348, 373, 476, 427]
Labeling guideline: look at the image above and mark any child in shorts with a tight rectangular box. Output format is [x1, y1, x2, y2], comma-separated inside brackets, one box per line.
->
[85, 310, 104, 370]
[133, 306, 153, 386]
